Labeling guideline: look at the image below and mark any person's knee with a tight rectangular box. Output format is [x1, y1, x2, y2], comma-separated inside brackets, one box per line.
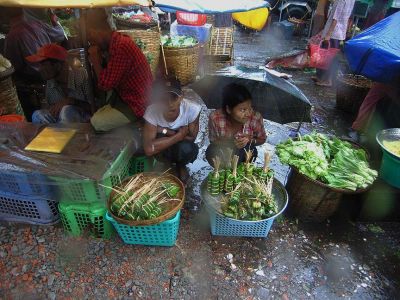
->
[32, 109, 52, 124]
[59, 105, 78, 123]
[177, 141, 198, 164]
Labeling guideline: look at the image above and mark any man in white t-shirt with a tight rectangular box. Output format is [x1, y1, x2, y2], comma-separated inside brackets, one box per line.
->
[143, 77, 201, 183]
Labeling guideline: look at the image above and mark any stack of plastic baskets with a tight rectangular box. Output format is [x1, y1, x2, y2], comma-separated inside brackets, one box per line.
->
[59, 202, 113, 239]
[57, 154, 151, 238]
[106, 211, 181, 246]
[203, 179, 288, 238]
[0, 172, 59, 225]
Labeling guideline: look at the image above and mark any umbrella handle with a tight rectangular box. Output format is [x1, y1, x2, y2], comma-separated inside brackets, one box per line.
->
[158, 20, 168, 76]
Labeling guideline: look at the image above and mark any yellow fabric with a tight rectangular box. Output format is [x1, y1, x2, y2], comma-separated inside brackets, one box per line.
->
[25, 127, 76, 154]
[232, 8, 269, 31]
[1, 0, 149, 8]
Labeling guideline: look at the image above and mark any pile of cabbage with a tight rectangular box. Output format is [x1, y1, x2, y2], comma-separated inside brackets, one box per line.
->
[276, 133, 378, 191]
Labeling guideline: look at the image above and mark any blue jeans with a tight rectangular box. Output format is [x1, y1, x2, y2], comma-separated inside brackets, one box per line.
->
[32, 105, 90, 124]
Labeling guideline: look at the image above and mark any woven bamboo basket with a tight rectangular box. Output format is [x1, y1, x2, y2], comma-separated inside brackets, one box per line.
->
[0, 67, 24, 116]
[285, 140, 372, 222]
[163, 43, 200, 85]
[107, 172, 185, 226]
[118, 28, 161, 77]
[336, 74, 372, 114]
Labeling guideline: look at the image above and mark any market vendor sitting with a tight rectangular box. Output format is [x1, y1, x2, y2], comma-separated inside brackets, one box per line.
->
[86, 8, 153, 132]
[206, 83, 267, 165]
[26, 44, 92, 124]
[143, 77, 201, 183]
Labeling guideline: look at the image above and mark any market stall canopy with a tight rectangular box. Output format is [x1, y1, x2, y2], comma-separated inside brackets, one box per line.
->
[190, 66, 311, 124]
[345, 12, 400, 83]
[154, 0, 269, 14]
[1, 0, 150, 8]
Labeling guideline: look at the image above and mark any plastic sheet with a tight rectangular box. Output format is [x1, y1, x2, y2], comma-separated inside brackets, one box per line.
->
[0, 123, 140, 183]
[345, 12, 400, 83]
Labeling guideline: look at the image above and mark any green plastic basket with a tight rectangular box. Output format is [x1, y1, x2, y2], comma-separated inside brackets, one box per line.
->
[59, 201, 113, 239]
[129, 156, 151, 175]
[105, 211, 181, 246]
[51, 143, 134, 203]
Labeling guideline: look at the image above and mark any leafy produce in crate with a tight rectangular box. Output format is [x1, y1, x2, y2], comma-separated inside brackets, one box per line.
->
[276, 132, 378, 191]
[161, 35, 198, 48]
[109, 173, 182, 221]
[208, 151, 278, 221]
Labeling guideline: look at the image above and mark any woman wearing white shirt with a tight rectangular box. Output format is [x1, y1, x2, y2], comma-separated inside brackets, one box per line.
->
[143, 77, 201, 183]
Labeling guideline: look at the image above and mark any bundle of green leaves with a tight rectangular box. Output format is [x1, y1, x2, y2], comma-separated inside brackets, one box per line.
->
[276, 133, 378, 191]
[161, 35, 198, 48]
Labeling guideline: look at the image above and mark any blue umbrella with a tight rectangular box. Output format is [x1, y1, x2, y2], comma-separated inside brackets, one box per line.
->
[345, 12, 400, 83]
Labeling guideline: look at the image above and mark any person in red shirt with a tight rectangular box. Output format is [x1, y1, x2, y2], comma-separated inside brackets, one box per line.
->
[86, 9, 153, 131]
[206, 83, 267, 166]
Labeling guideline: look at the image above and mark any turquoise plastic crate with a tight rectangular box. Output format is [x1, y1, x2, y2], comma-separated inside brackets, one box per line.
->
[105, 211, 181, 246]
[207, 207, 275, 237]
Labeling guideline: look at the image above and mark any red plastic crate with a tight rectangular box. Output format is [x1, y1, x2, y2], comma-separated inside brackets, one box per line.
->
[176, 11, 207, 26]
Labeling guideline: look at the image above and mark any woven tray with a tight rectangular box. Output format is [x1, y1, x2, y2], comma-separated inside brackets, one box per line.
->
[107, 172, 185, 226]
[208, 27, 234, 57]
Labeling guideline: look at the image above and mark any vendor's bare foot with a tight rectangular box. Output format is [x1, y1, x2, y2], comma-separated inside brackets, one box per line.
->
[178, 166, 190, 185]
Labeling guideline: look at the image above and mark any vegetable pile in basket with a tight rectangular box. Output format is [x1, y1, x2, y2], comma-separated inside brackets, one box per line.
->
[276, 132, 378, 191]
[207, 151, 278, 221]
[109, 174, 181, 221]
[161, 35, 198, 47]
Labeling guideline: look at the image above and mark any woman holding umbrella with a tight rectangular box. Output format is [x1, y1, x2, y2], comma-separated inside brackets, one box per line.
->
[206, 83, 267, 165]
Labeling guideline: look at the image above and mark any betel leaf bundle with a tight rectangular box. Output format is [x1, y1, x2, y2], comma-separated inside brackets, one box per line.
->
[208, 151, 278, 221]
[109, 174, 181, 221]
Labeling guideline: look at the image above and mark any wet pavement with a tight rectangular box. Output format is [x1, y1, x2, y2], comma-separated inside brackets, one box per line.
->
[1, 25, 400, 300]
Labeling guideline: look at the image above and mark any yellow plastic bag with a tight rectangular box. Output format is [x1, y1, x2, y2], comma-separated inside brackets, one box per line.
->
[232, 8, 269, 31]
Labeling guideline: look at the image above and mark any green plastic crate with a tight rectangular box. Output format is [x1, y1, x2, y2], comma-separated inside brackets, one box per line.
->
[59, 201, 113, 239]
[129, 156, 151, 176]
[51, 143, 134, 203]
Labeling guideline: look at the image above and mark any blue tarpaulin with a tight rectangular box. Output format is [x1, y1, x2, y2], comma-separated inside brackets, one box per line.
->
[154, 0, 269, 14]
[344, 12, 400, 83]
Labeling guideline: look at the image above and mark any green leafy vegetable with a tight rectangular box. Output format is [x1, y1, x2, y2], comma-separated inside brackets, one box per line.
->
[276, 132, 378, 191]
[161, 35, 197, 48]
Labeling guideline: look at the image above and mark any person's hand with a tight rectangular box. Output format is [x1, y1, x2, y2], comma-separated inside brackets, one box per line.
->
[176, 126, 189, 141]
[49, 98, 72, 117]
[234, 136, 250, 149]
[322, 36, 331, 47]
[88, 46, 102, 66]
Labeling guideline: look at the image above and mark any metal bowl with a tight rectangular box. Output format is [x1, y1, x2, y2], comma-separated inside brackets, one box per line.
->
[376, 128, 400, 159]
[200, 178, 288, 223]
